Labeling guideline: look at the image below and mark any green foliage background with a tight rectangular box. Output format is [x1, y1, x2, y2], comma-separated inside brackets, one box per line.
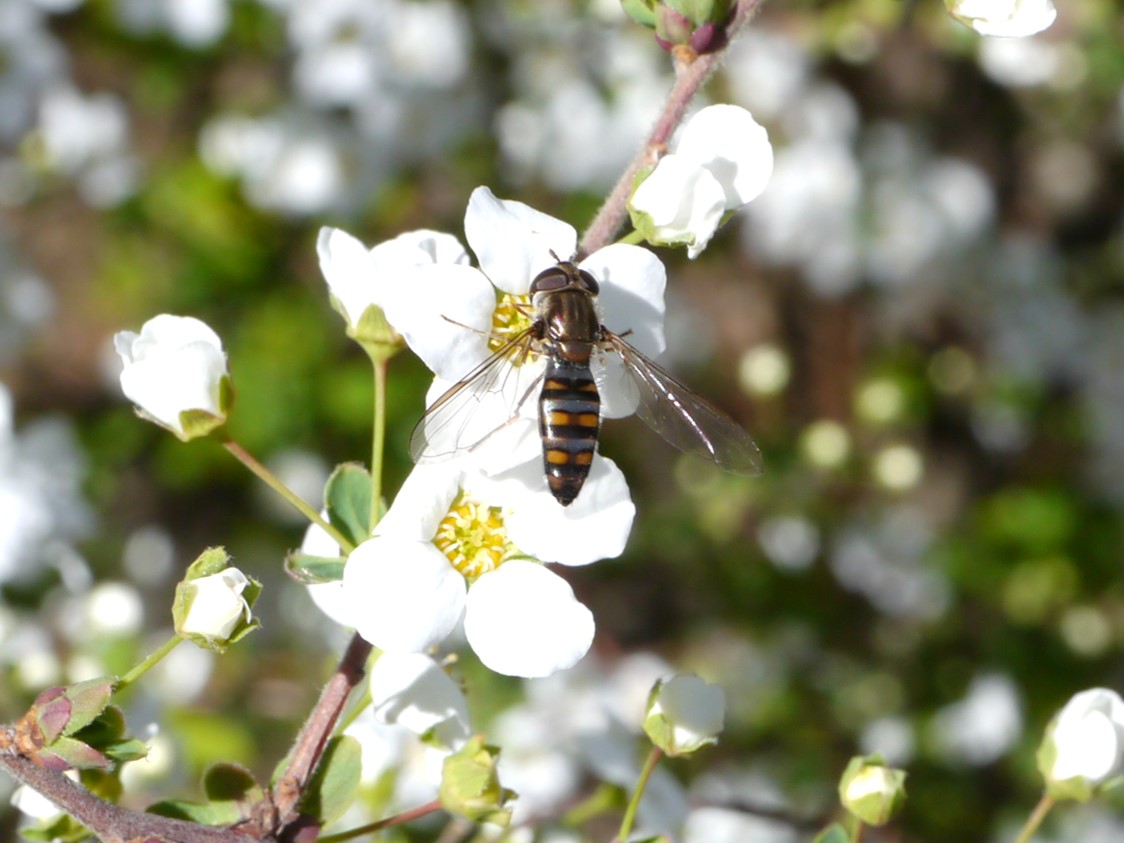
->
[1, 0, 1122, 840]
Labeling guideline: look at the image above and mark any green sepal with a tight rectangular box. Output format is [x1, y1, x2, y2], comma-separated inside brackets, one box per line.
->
[350, 303, 403, 363]
[184, 547, 232, 580]
[284, 553, 346, 585]
[439, 736, 515, 827]
[813, 823, 851, 843]
[621, 0, 658, 27]
[298, 735, 362, 825]
[18, 814, 91, 843]
[325, 462, 375, 547]
[174, 408, 226, 442]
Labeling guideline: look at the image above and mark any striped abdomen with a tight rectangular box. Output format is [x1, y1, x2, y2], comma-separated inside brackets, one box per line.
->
[539, 357, 601, 506]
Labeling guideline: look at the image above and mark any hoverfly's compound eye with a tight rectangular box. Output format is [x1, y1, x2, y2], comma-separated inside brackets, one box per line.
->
[530, 267, 571, 294]
[576, 269, 599, 295]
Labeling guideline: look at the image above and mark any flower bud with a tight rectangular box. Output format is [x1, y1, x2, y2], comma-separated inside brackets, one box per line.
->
[115, 314, 232, 440]
[173, 548, 261, 651]
[643, 674, 725, 756]
[838, 755, 906, 826]
[621, 0, 736, 54]
[439, 735, 514, 827]
[1038, 688, 1124, 802]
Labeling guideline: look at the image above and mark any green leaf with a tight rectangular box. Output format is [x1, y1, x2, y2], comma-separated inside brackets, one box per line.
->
[204, 762, 263, 806]
[325, 463, 373, 547]
[101, 738, 149, 764]
[19, 815, 92, 843]
[813, 824, 851, 843]
[146, 799, 242, 825]
[72, 706, 127, 747]
[61, 679, 117, 737]
[299, 735, 362, 825]
[284, 552, 346, 585]
[620, 0, 658, 27]
[39, 737, 111, 771]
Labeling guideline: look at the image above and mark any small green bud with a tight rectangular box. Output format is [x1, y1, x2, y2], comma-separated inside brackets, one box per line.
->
[439, 736, 515, 826]
[838, 755, 906, 826]
[351, 303, 404, 364]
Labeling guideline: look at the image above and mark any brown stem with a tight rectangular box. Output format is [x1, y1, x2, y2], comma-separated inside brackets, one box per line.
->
[0, 740, 241, 843]
[271, 633, 374, 831]
[578, 0, 767, 258]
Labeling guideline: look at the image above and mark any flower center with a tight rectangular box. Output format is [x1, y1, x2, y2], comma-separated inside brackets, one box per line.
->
[489, 292, 534, 354]
[434, 493, 519, 581]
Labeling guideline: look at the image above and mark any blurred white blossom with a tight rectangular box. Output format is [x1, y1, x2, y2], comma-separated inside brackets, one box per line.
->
[946, 0, 1057, 37]
[931, 673, 1022, 765]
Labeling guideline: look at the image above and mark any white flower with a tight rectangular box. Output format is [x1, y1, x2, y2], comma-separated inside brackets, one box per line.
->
[1042, 688, 1124, 794]
[370, 652, 471, 750]
[683, 807, 796, 843]
[177, 568, 252, 641]
[630, 104, 773, 258]
[114, 315, 230, 440]
[644, 674, 725, 756]
[340, 459, 634, 678]
[946, 0, 1057, 36]
[400, 186, 669, 475]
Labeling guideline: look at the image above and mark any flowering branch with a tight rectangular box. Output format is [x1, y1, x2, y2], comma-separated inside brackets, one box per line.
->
[578, 0, 766, 257]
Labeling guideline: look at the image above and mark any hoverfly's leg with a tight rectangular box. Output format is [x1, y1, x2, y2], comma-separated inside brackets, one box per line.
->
[441, 314, 490, 335]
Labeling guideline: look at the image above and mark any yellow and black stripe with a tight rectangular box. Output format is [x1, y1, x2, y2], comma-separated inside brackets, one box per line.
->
[539, 359, 601, 506]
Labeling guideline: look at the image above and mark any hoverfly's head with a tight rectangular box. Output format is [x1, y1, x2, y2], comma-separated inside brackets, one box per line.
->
[530, 262, 600, 301]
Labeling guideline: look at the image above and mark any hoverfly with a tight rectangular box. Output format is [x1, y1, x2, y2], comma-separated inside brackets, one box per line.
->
[409, 260, 763, 506]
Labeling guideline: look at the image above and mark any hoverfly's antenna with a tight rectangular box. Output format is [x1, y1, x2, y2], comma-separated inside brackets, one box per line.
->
[548, 248, 579, 267]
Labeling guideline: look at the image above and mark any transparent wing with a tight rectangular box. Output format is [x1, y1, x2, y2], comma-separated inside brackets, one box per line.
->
[409, 328, 544, 463]
[603, 333, 763, 475]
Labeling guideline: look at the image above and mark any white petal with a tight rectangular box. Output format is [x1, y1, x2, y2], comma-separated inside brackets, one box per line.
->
[498, 456, 635, 566]
[463, 561, 594, 678]
[581, 243, 667, 358]
[342, 536, 466, 653]
[684, 807, 796, 843]
[317, 227, 385, 328]
[464, 186, 577, 294]
[115, 314, 224, 361]
[370, 652, 471, 749]
[386, 264, 497, 383]
[675, 105, 774, 208]
[1052, 711, 1120, 781]
[376, 464, 462, 543]
[630, 155, 726, 259]
[369, 229, 470, 269]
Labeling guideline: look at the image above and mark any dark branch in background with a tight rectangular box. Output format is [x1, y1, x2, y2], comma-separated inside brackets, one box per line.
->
[578, 0, 766, 258]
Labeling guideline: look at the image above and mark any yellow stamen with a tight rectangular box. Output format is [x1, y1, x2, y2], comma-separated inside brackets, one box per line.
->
[489, 292, 534, 354]
[433, 493, 519, 581]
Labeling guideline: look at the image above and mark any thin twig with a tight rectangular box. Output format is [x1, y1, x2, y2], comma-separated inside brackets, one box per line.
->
[271, 633, 374, 830]
[578, 0, 767, 258]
